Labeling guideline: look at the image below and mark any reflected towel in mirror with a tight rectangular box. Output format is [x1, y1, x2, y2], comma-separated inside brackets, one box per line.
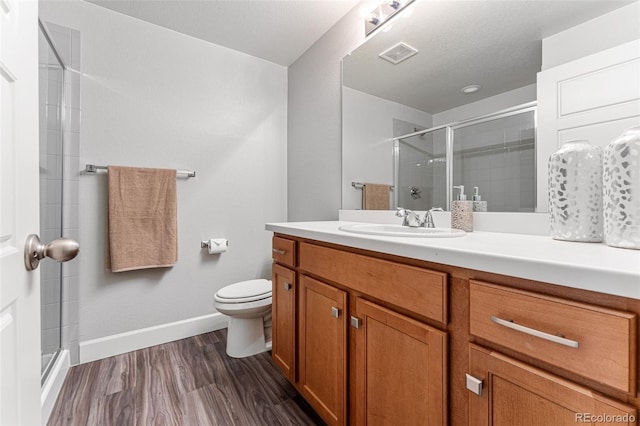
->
[362, 183, 391, 210]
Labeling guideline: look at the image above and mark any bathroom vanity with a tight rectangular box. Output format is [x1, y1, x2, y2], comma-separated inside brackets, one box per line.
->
[267, 221, 640, 426]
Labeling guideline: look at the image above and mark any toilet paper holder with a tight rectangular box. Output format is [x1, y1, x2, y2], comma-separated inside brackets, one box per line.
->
[201, 239, 229, 249]
[201, 238, 229, 254]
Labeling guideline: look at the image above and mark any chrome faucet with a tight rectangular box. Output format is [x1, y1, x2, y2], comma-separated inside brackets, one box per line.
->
[396, 207, 443, 228]
[424, 208, 443, 228]
[396, 208, 422, 227]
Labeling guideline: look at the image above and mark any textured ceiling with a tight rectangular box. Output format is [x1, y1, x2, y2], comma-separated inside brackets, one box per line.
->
[85, 0, 360, 66]
[343, 0, 633, 114]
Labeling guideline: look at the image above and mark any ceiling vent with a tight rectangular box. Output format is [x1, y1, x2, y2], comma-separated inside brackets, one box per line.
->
[379, 42, 418, 65]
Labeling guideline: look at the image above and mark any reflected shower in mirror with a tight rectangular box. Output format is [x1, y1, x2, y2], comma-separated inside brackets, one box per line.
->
[393, 104, 536, 212]
[452, 109, 536, 212]
[395, 128, 447, 211]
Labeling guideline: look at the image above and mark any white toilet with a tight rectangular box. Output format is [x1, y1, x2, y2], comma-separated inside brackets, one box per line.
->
[214, 279, 272, 358]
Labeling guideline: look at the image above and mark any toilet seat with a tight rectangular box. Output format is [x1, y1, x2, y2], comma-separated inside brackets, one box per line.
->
[214, 279, 272, 304]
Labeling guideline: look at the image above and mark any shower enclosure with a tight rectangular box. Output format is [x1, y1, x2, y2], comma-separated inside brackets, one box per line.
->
[38, 22, 65, 382]
[394, 128, 448, 211]
[394, 103, 536, 212]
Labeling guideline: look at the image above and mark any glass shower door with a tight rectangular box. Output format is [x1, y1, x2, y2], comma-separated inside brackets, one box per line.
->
[38, 25, 64, 379]
[395, 128, 448, 211]
[452, 109, 536, 212]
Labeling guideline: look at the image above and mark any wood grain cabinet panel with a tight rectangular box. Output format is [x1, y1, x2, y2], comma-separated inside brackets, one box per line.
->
[299, 242, 447, 323]
[272, 263, 296, 382]
[468, 344, 637, 426]
[272, 236, 296, 268]
[469, 280, 637, 393]
[352, 298, 447, 426]
[299, 275, 348, 426]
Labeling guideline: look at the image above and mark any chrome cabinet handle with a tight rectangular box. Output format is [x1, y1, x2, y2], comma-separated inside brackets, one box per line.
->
[350, 316, 361, 329]
[490, 316, 579, 348]
[283, 282, 292, 291]
[466, 374, 483, 396]
[24, 234, 80, 271]
[272, 248, 286, 255]
[331, 307, 341, 318]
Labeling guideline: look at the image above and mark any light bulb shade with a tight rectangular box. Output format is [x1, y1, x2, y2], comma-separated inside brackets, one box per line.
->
[364, 0, 415, 36]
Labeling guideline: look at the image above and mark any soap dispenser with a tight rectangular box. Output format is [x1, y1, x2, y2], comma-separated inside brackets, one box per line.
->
[451, 185, 473, 232]
[472, 186, 487, 212]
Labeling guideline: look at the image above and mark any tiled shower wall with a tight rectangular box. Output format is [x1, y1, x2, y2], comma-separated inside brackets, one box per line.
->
[39, 29, 64, 362]
[452, 111, 536, 212]
[43, 22, 81, 364]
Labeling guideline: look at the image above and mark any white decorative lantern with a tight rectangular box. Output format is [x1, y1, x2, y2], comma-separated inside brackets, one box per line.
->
[548, 140, 603, 242]
[603, 126, 640, 249]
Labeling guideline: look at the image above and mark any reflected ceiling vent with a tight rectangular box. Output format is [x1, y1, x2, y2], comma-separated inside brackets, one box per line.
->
[379, 42, 418, 65]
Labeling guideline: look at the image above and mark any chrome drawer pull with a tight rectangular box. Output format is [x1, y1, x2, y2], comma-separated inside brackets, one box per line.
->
[283, 283, 292, 291]
[331, 307, 341, 318]
[272, 248, 286, 255]
[490, 316, 579, 348]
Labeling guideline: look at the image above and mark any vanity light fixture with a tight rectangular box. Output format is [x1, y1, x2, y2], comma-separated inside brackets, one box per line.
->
[365, 0, 415, 36]
[461, 84, 481, 94]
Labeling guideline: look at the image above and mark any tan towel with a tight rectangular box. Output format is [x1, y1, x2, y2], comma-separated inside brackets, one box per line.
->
[107, 166, 177, 272]
[362, 183, 391, 210]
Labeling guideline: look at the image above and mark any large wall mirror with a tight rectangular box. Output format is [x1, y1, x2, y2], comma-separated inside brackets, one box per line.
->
[341, 0, 632, 212]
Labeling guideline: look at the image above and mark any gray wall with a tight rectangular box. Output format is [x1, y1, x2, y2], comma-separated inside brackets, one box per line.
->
[287, 3, 365, 221]
[40, 0, 287, 345]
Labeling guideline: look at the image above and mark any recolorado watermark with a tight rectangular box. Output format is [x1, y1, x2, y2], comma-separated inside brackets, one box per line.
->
[575, 413, 636, 423]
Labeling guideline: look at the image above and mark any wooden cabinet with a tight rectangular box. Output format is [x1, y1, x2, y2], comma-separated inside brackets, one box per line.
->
[469, 280, 637, 393]
[299, 242, 447, 324]
[271, 234, 640, 425]
[468, 344, 637, 426]
[352, 298, 447, 426]
[271, 237, 448, 426]
[468, 280, 638, 425]
[272, 236, 296, 268]
[299, 275, 347, 426]
[271, 263, 296, 382]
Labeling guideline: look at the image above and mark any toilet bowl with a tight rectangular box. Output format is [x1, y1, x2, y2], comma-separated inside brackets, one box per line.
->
[214, 279, 272, 358]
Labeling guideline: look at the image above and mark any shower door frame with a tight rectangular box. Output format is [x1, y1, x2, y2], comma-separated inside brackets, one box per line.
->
[38, 19, 67, 385]
[393, 101, 537, 211]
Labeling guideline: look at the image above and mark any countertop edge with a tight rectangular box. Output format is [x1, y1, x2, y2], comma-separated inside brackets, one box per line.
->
[266, 222, 640, 300]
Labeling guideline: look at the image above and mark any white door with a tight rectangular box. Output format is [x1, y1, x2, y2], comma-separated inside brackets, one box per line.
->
[1, 1, 42, 425]
[536, 39, 640, 212]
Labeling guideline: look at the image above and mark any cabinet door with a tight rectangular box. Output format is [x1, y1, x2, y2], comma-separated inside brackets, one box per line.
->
[272, 263, 296, 382]
[468, 344, 637, 426]
[299, 275, 348, 426]
[352, 298, 447, 426]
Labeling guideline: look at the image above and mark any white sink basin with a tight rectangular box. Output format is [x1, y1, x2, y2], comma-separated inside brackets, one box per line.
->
[338, 224, 466, 238]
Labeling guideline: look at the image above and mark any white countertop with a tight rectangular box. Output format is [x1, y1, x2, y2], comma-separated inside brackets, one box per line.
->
[265, 221, 640, 300]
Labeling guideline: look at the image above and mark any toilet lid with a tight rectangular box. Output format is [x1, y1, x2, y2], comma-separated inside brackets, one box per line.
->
[214, 279, 272, 303]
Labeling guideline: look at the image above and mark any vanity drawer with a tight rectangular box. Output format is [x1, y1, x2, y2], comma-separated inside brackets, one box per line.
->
[469, 280, 636, 393]
[299, 242, 447, 324]
[272, 236, 296, 268]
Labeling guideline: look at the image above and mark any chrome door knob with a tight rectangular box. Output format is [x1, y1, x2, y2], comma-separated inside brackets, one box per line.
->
[24, 234, 80, 271]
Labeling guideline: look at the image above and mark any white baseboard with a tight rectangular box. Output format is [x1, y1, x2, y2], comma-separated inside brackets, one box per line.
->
[42, 349, 70, 424]
[79, 313, 228, 364]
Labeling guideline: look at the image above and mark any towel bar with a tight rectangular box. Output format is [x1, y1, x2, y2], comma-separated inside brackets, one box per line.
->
[84, 164, 196, 178]
[352, 182, 394, 191]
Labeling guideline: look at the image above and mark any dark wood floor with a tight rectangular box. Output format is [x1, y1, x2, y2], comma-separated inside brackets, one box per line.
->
[48, 329, 324, 425]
